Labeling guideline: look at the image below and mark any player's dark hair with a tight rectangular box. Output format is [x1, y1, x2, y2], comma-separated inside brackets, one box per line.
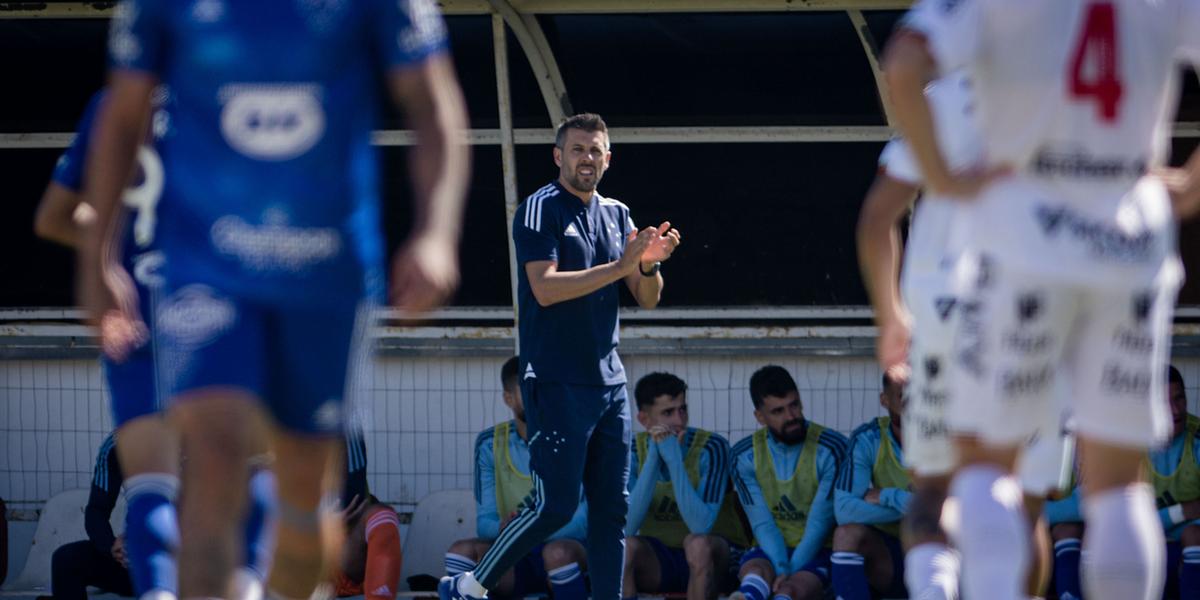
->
[634, 372, 688, 411]
[555, 113, 608, 149]
[501, 356, 520, 393]
[750, 365, 798, 410]
[1169, 364, 1185, 388]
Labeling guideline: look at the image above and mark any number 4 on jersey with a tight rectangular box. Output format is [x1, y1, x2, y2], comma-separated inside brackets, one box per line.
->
[1068, 1, 1123, 124]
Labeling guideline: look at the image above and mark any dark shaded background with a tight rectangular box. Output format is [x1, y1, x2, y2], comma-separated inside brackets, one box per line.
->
[1, 12, 1196, 307]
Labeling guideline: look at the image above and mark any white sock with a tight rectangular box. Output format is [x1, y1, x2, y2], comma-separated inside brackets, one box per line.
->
[1081, 484, 1164, 600]
[458, 571, 488, 598]
[905, 542, 960, 600]
[950, 464, 1029, 600]
[139, 591, 178, 600]
[229, 567, 264, 600]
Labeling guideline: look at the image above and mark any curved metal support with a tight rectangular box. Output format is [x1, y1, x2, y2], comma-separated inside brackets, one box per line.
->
[847, 9, 894, 127]
[488, 0, 572, 125]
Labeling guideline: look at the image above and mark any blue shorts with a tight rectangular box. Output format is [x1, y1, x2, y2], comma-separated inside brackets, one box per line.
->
[644, 536, 690, 593]
[103, 344, 159, 427]
[511, 543, 548, 597]
[154, 284, 365, 434]
[740, 546, 833, 586]
[876, 528, 908, 599]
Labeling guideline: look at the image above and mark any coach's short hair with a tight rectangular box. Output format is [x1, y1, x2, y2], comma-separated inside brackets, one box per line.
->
[749, 365, 798, 410]
[555, 113, 608, 149]
[1169, 364, 1185, 388]
[501, 356, 520, 393]
[634, 372, 687, 411]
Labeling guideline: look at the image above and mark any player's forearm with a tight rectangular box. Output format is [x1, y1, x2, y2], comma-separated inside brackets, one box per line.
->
[856, 178, 915, 328]
[529, 261, 631, 306]
[34, 186, 88, 248]
[884, 36, 953, 195]
[881, 488, 912, 513]
[625, 461, 659, 536]
[631, 270, 663, 309]
[405, 58, 470, 244]
[834, 491, 902, 525]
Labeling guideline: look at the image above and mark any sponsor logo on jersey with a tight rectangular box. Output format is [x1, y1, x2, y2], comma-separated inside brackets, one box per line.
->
[1034, 204, 1156, 262]
[210, 210, 342, 272]
[132, 250, 166, 287]
[934, 297, 957, 322]
[771, 495, 805, 522]
[1132, 291, 1154, 323]
[157, 285, 236, 347]
[1033, 149, 1146, 180]
[219, 85, 326, 160]
[653, 496, 681, 521]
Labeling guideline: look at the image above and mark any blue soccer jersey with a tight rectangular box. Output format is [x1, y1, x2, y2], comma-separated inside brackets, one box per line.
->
[512, 181, 634, 385]
[108, 0, 448, 307]
[54, 90, 167, 426]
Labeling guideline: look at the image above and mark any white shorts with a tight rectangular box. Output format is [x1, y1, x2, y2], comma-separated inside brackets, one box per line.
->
[902, 269, 965, 477]
[947, 253, 1177, 450]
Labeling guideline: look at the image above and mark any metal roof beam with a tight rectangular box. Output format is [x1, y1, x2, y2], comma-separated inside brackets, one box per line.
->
[0, 0, 913, 19]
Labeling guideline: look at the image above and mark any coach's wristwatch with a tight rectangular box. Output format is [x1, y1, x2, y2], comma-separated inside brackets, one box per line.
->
[639, 262, 661, 276]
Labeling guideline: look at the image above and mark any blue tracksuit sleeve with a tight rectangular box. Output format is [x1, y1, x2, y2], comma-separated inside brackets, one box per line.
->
[86, 434, 122, 555]
[790, 432, 845, 571]
[733, 441, 790, 575]
[662, 433, 727, 533]
[474, 428, 501, 540]
[880, 488, 912, 514]
[626, 440, 659, 537]
[1045, 486, 1083, 525]
[833, 428, 903, 525]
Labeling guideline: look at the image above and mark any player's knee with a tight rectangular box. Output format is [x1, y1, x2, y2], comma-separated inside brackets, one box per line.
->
[739, 558, 774, 582]
[1051, 522, 1085, 542]
[624, 536, 644, 564]
[447, 538, 481, 560]
[1182, 523, 1200, 547]
[783, 572, 824, 600]
[542, 539, 585, 570]
[683, 534, 718, 568]
[833, 523, 870, 551]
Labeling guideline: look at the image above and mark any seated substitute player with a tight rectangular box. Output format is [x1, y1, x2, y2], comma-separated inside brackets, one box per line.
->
[729, 366, 847, 600]
[331, 494, 403, 600]
[50, 433, 134, 600]
[623, 372, 752, 600]
[445, 357, 589, 600]
[830, 373, 911, 600]
[1148, 366, 1200, 600]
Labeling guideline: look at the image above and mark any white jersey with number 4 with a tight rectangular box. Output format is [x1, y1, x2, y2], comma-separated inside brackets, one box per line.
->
[880, 71, 983, 283]
[904, 0, 1197, 286]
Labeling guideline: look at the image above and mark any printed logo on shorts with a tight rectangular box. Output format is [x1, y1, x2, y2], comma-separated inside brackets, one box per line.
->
[934, 297, 957, 322]
[1132, 292, 1154, 323]
[925, 357, 941, 381]
[1016, 293, 1042, 323]
[1101, 363, 1151, 398]
[156, 285, 236, 347]
[1033, 204, 1155, 262]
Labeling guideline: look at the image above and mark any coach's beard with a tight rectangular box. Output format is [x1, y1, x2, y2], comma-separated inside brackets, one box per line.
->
[566, 165, 601, 192]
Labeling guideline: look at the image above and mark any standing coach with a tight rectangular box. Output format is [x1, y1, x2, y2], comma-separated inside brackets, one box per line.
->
[441, 113, 681, 600]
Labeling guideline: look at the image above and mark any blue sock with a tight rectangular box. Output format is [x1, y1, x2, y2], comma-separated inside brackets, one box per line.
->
[1182, 546, 1200, 600]
[739, 574, 769, 600]
[242, 467, 277, 579]
[547, 562, 587, 600]
[123, 473, 180, 596]
[1053, 538, 1083, 600]
[770, 594, 792, 600]
[831, 551, 871, 600]
[445, 553, 477, 576]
